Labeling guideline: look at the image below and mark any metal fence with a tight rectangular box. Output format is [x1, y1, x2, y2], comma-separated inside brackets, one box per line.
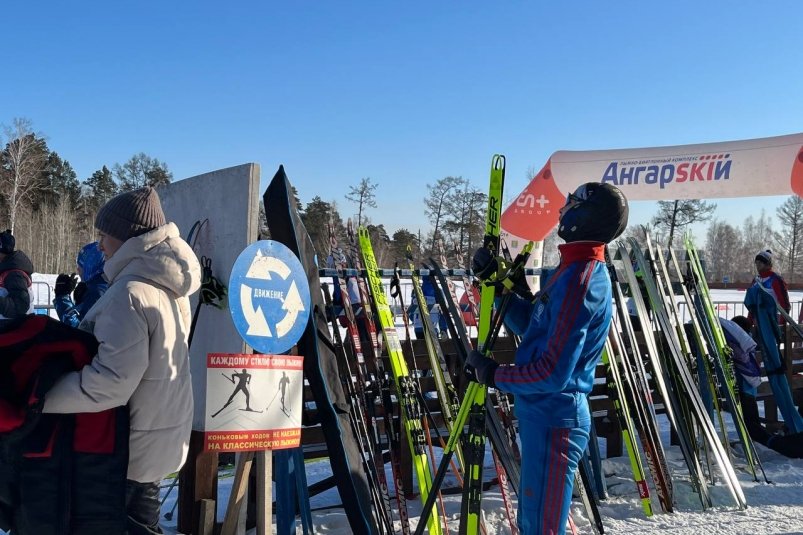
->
[31, 281, 57, 317]
[676, 300, 802, 324]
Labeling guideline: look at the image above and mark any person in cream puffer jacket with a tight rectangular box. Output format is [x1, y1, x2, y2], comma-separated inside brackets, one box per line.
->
[44, 186, 201, 535]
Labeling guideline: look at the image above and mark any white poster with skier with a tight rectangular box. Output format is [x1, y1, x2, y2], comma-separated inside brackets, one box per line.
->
[204, 353, 303, 452]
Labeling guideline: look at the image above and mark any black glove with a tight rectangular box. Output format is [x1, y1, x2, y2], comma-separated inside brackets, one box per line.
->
[472, 247, 498, 281]
[54, 273, 79, 297]
[465, 349, 498, 388]
[501, 261, 532, 299]
[73, 281, 88, 305]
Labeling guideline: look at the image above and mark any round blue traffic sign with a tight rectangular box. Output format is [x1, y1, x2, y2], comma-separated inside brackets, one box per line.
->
[229, 240, 311, 354]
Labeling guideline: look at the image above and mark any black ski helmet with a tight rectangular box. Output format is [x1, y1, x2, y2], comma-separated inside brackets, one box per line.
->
[558, 182, 628, 243]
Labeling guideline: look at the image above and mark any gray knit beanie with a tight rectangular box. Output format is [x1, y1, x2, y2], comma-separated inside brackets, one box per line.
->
[755, 249, 773, 267]
[95, 186, 166, 241]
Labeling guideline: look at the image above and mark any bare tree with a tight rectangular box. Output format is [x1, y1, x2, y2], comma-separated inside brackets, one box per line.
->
[775, 195, 803, 283]
[0, 118, 47, 233]
[705, 220, 742, 283]
[345, 177, 378, 226]
[622, 223, 654, 250]
[740, 211, 775, 278]
[113, 152, 172, 190]
[424, 176, 463, 252]
[651, 199, 716, 250]
[446, 183, 486, 265]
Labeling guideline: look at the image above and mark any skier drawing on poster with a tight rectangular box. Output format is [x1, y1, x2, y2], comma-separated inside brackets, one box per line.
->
[212, 369, 263, 417]
[279, 371, 291, 413]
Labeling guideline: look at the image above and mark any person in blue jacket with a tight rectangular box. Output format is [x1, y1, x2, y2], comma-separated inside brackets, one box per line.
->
[468, 182, 628, 534]
[53, 242, 107, 327]
[410, 275, 446, 339]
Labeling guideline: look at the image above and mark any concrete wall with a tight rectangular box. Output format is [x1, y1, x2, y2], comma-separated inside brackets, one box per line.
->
[159, 163, 261, 429]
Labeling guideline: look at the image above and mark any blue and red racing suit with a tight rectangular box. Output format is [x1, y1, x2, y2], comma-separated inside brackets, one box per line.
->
[493, 241, 612, 534]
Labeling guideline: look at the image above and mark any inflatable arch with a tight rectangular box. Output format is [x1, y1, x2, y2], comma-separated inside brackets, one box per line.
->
[502, 132, 803, 243]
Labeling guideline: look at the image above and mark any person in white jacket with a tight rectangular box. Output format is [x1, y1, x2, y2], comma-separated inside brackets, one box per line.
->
[44, 186, 201, 534]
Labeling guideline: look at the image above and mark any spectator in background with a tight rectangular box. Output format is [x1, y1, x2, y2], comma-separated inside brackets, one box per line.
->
[0, 230, 34, 319]
[410, 276, 445, 339]
[54, 242, 108, 327]
[721, 315, 767, 443]
[750, 250, 790, 325]
[728, 315, 803, 458]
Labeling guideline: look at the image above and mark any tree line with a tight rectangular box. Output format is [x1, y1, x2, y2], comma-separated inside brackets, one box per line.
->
[290, 175, 488, 271]
[8, 116, 802, 284]
[1, 118, 172, 273]
[701, 198, 803, 285]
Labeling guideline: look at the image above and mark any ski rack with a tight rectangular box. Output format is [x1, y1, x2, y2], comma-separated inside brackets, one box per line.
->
[318, 267, 547, 278]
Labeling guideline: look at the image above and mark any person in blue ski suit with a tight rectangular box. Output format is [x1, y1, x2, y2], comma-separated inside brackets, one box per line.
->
[467, 182, 628, 534]
[410, 275, 446, 339]
[53, 242, 108, 327]
[748, 249, 790, 326]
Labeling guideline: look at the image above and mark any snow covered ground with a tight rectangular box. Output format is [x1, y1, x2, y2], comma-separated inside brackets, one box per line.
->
[7, 281, 802, 534]
[154, 283, 803, 534]
[156, 420, 803, 535]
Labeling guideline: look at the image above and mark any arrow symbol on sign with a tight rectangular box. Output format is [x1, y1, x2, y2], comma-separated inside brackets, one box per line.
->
[245, 250, 292, 280]
[275, 280, 305, 337]
[241, 284, 272, 336]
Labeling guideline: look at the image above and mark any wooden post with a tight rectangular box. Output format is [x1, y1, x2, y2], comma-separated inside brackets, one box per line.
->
[784, 324, 794, 386]
[220, 450, 272, 535]
[256, 450, 273, 535]
[178, 430, 218, 535]
[221, 452, 255, 535]
[198, 499, 216, 535]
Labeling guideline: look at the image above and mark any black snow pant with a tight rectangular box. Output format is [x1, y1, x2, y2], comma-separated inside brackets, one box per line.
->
[126, 480, 163, 535]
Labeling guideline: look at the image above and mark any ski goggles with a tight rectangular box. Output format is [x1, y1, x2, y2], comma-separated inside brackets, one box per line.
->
[565, 184, 591, 205]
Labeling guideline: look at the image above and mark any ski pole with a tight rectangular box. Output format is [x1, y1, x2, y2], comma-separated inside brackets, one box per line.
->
[413, 293, 514, 535]
[164, 494, 179, 521]
[160, 474, 179, 507]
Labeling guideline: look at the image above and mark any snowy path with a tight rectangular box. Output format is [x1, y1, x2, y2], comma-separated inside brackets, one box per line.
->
[154, 436, 803, 535]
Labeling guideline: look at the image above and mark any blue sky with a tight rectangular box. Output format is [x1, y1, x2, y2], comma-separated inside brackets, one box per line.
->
[4, 1, 802, 242]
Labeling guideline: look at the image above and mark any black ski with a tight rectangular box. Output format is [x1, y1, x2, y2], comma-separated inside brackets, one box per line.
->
[264, 166, 379, 534]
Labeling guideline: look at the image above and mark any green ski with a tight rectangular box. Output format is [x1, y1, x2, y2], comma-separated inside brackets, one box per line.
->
[358, 227, 443, 535]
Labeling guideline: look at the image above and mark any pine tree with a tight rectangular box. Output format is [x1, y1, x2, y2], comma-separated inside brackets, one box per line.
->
[83, 166, 118, 211]
[345, 177, 377, 226]
[301, 196, 334, 257]
[40, 151, 80, 208]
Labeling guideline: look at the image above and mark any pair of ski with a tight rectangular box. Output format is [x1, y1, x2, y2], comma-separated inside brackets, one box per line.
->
[680, 234, 769, 482]
[329, 219, 480, 535]
[604, 250, 673, 516]
[422, 253, 520, 535]
[615, 237, 746, 509]
[325, 220, 414, 535]
[359, 154, 517, 535]
[359, 221, 522, 535]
